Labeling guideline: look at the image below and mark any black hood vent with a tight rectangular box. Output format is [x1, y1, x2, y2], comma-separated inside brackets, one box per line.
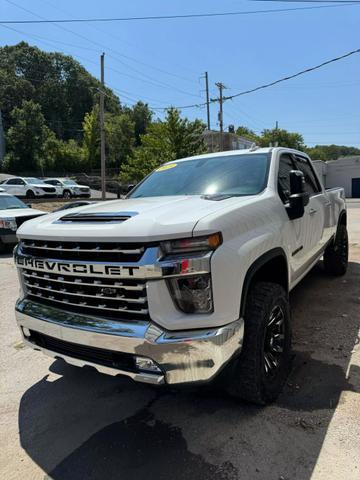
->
[59, 211, 137, 223]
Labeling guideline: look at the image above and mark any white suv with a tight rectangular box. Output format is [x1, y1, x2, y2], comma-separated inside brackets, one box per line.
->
[44, 178, 91, 199]
[0, 177, 57, 199]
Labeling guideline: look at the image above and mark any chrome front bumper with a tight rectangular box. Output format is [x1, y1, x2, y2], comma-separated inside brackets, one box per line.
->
[15, 299, 244, 385]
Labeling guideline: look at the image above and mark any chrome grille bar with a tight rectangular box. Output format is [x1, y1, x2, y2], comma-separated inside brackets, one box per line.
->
[22, 272, 145, 291]
[24, 281, 147, 304]
[22, 242, 144, 255]
[26, 291, 149, 315]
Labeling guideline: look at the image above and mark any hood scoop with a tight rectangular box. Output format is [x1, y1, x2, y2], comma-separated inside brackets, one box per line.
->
[59, 211, 138, 223]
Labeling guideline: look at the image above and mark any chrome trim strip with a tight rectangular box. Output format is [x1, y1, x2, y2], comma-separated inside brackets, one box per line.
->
[22, 244, 144, 254]
[15, 246, 211, 280]
[16, 299, 244, 385]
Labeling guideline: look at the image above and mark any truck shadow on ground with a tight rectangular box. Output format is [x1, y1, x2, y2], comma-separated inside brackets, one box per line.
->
[18, 262, 360, 480]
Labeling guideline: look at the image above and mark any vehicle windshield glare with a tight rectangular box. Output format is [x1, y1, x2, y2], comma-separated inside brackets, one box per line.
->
[25, 177, 44, 185]
[129, 153, 270, 198]
[63, 180, 78, 186]
[0, 196, 28, 210]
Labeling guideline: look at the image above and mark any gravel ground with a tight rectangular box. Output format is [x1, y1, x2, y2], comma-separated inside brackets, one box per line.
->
[0, 210, 359, 480]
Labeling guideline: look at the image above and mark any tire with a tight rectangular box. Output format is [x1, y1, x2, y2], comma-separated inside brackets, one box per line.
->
[225, 282, 291, 405]
[323, 224, 348, 276]
[26, 190, 35, 199]
[63, 190, 72, 199]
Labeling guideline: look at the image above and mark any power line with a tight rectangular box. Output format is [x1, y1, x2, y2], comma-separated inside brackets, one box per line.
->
[159, 47, 360, 110]
[1, 2, 359, 24]
[37, 0, 200, 84]
[2, 0, 202, 99]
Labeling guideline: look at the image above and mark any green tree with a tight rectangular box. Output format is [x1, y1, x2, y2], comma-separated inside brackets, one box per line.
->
[127, 101, 152, 146]
[120, 108, 206, 183]
[105, 113, 135, 170]
[82, 106, 100, 171]
[258, 128, 305, 150]
[305, 144, 360, 161]
[0, 42, 120, 138]
[236, 125, 260, 143]
[4, 100, 49, 173]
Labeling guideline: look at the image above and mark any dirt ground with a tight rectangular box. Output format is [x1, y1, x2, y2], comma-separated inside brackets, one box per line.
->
[0, 208, 359, 480]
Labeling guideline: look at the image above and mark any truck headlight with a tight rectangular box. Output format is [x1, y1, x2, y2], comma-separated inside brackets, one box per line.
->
[167, 274, 213, 313]
[161, 232, 222, 255]
[0, 218, 17, 231]
[161, 233, 221, 314]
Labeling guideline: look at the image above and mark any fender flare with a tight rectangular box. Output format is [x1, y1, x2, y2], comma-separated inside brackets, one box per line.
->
[240, 247, 288, 318]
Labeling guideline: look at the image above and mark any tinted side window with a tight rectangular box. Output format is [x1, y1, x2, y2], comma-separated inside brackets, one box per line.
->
[294, 155, 321, 195]
[278, 154, 296, 203]
[7, 178, 20, 185]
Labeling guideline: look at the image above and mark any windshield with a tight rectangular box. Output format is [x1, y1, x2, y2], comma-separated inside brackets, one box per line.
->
[129, 153, 270, 198]
[26, 177, 44, 185]
[63, 180, 77, 186]
[0, 196, 28, 210]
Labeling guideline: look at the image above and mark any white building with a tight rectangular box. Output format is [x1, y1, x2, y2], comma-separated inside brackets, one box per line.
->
[313, 157, 360, 198]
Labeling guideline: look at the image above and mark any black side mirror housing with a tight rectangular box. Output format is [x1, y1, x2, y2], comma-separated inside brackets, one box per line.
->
[286, 170, 309, 220]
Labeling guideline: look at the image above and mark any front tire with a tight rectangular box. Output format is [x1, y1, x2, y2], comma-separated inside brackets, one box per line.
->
[225, 282, 291, 404]
[63, 190, 72, 199]
[323, 224, 348, 276]
[26, 190, 35, 199]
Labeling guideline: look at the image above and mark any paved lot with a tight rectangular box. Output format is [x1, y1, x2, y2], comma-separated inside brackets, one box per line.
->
[0, 211, 359, 480]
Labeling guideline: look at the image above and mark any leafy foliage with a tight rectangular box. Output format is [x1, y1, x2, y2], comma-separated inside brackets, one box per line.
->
[120, 108, 207, 183]
[258, 128, 305, 150]
[0, 42, 120, 139]
[4, 100, 49, 173]
[305, 144, 360, 161]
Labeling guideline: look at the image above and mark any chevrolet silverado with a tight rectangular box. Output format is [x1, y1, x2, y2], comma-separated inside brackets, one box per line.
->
[13, 147, 348, 404]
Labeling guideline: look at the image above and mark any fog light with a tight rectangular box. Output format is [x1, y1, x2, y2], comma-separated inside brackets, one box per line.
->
[135, 356, 162, 373]
[22, 327, 31, 338]
[167, 274, 213, 314]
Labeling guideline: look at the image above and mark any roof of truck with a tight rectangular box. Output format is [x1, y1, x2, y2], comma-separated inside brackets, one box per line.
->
[172, 146, 309, 164]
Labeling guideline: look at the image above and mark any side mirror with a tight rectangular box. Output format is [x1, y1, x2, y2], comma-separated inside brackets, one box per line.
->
[286, 170, 309, 220]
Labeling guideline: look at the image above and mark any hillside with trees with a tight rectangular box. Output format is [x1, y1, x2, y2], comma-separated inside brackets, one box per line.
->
[1, 42, 359, 182]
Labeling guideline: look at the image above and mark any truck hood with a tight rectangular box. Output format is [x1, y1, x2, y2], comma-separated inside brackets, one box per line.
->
[0, 207, 45, 218]
[16, 195, 249, 242]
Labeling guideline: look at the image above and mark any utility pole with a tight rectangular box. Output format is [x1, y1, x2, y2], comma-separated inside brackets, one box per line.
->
[100, 52, 106, 201]
[215, 82, 226, 151]
[204, 72, 211, 131]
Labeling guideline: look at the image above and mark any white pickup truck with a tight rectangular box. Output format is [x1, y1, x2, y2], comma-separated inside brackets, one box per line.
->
[14, 147, 348, 404]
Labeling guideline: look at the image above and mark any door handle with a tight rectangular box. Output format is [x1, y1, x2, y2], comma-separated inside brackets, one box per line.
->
[309, 208, 317, 215]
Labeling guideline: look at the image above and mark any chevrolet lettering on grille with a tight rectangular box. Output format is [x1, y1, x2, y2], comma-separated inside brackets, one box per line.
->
[15, 255, 159, 279]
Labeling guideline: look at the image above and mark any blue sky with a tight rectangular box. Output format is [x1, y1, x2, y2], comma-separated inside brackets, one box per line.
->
[1, 0, 360, 146]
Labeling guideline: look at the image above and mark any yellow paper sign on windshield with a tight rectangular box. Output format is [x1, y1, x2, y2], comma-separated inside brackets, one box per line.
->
[156, 163, 177, 172]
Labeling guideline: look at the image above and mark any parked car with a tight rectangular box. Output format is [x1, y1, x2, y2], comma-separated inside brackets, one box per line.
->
[0, 193, 45, 252]
[14, 147, 348, 404]
[44, 178, 91, 198]
[0, 177, 57, 199]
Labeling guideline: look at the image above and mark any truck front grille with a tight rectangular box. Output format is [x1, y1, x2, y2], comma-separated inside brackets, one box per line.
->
[22, 269, 149, 320]
[20, 239, 146, 262]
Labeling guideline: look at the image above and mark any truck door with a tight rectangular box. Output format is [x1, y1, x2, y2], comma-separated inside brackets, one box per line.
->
[277, 153, 325, 284]
[293, 154, 331, 253]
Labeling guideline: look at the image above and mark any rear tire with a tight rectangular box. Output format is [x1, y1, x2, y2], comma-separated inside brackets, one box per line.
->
[225, 282, 291, 405]
[26, 190, 35, 199]
[323, 224, 348, 276]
